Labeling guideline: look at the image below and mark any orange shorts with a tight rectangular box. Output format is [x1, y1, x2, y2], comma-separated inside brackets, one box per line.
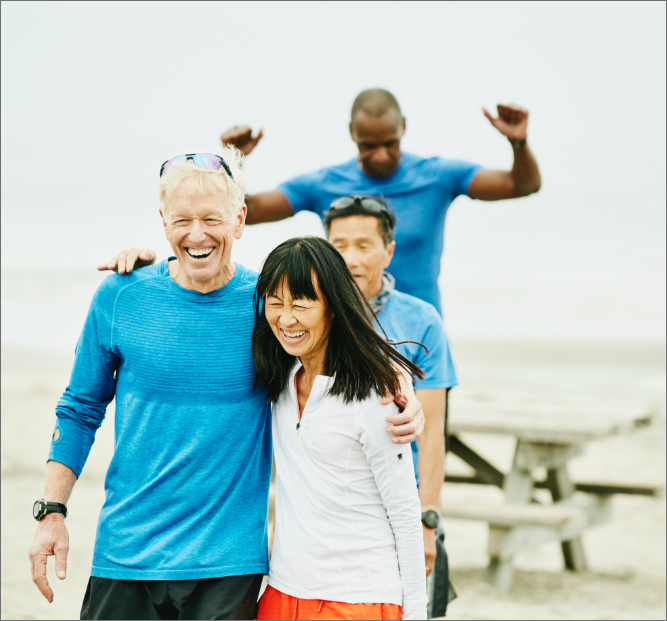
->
[257, 585, 402, 620]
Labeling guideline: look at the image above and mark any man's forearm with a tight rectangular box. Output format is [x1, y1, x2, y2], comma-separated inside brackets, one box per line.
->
[43, 461, 77, 504]
[510, 143, 541, 195]
[418, 428, 445, 510]
[415, 389, 447, 511]
[245, 191, 295, 225]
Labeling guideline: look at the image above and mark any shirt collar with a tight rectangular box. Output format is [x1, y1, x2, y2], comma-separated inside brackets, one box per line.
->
[288, 359, 335, 410]
[369, 272, 395, 313]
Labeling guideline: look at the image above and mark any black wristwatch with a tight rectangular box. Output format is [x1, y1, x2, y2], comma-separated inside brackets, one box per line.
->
[421, 510, 440, 529]
[33, 498, 68, 521]
[509, 138, 527, 149]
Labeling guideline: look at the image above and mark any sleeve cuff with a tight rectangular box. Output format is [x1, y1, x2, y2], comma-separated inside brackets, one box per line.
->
[47, 414, 96, 478]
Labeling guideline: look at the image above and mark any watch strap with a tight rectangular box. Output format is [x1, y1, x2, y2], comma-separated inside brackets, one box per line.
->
[509, 138, 527, 149]
[34, 499, 68, 520]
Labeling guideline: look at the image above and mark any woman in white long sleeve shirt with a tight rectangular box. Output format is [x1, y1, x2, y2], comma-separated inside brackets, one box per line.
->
[252, 236, 428, 620]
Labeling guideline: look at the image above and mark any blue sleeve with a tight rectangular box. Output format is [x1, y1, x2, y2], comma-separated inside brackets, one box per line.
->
[48, 277, 120, 477]
[434, 158, 484, 199]
[277, 170, 324, 214]
[413, 306, 458, 391]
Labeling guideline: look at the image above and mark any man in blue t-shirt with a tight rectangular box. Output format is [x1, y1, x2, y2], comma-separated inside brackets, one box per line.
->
[324, 194, 458, 618]
[221, 88, 541, 314]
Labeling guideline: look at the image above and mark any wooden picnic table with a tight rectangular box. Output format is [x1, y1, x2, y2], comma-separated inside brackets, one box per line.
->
[440, 396, 661, 593]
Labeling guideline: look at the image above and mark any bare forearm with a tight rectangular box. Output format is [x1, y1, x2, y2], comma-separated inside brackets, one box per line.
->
[415, 388, 446, 510]
[43, 461, 77, 504]
[245, 191, 294, 225]
[418, 428, 445, 510]
[510, 143, 541, 195]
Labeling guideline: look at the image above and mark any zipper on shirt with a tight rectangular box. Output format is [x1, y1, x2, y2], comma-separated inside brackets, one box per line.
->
[398, 453, 405, 492]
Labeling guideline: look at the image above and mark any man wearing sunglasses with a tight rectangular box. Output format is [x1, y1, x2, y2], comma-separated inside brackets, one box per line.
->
[325, 195, 457, 618]
[28, 151, 426, 620]
[221, 88, 541, 315]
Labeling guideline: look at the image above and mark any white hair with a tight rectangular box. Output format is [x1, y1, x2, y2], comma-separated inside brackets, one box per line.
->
[159, 145, 247, 219]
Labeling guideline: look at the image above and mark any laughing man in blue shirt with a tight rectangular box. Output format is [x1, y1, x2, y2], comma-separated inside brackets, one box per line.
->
[28, 152, 424, 621]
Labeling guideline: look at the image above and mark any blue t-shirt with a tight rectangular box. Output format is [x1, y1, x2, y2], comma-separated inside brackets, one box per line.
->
[49, 260, 272, 580]
[375, 289, 458, 485]
[278, 152, 482, 314]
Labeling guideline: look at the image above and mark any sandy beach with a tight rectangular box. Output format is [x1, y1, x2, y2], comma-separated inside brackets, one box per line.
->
[2, 340, 664, 620]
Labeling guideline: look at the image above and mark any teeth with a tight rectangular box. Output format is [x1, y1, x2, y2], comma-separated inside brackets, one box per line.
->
[283, 330, 306, 338]
[188, 248, 213, 257]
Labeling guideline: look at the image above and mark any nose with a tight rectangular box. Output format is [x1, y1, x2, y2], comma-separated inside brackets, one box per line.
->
[371, 147, 390, 165]
[187, 219, 207, 242]
[341, 248, 361, 270]
[279, 311, 298, 327]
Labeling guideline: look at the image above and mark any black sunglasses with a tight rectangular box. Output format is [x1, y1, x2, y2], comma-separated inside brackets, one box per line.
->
[328, 195, 388, 213]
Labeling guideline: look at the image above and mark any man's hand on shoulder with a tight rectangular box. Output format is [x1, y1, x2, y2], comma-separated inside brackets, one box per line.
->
[482, 104, 528, 142]
[97, 248, 157, 274]
[29, 514, 69, 603]
[381, 368, 425, 444]
[221, 125, 263, 156]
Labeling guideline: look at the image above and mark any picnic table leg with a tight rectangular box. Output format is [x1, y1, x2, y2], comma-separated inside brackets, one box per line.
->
[546, 466, 588, 571]
[486, 440, 535, 593]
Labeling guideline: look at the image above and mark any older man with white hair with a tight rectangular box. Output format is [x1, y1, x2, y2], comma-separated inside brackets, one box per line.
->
[28, 148, 423, 620]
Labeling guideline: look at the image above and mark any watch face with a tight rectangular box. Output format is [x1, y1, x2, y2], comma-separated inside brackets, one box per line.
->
[422, 510, 439, 529]
[33, 501, 43, 520]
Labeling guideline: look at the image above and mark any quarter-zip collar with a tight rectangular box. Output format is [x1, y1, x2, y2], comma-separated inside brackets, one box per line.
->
[288, 359, 335, 415]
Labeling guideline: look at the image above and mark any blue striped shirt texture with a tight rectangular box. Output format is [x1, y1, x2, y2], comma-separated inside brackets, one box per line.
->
[49, 259, 272, 580]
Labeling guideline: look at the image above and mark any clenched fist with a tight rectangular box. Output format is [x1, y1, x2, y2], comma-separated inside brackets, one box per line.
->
[220, 125, 263, 156]
[482, 104, 529, 142]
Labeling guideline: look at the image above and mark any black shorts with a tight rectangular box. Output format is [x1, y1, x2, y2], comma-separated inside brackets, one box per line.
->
[80, 573, 264, 620]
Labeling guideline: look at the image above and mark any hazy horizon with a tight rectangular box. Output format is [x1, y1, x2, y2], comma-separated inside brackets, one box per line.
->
[2, 1, 665, 350]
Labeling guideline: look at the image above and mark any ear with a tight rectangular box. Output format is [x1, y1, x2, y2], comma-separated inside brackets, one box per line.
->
[160, 209, 169, 238]
[234, 203, 247, 240]
[349, 121, 356, 141]
[400, 116, 406, 137]
[384, 241, 396, 268]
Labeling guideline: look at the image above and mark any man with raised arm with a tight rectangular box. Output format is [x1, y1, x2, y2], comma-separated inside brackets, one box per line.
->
[223, 88, 541, 314]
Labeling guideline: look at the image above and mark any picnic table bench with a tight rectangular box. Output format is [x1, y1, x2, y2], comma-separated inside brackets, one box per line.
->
[440, 397, 662, 593]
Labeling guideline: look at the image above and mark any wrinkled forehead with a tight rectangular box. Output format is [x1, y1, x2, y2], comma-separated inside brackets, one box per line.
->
[166, 178, 230, 217]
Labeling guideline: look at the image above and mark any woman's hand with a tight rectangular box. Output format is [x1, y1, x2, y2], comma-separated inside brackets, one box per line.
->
[382, 366, 425, 444]
[97, 248, 157, 274]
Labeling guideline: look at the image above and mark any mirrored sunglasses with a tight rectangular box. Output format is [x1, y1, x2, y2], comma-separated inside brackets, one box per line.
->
[159, 153, 234, 179]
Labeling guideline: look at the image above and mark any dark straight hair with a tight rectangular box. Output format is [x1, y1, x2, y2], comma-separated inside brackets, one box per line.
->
[253, 237, 424, 403]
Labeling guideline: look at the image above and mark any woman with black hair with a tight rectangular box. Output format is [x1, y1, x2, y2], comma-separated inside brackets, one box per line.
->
[254, 237, 428, 620]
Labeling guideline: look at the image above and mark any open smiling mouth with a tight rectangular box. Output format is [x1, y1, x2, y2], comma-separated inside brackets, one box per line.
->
[186, 248, 214, 260]
[280, 329, 308, 344]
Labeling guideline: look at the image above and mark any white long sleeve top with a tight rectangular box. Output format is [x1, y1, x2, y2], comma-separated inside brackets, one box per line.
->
[268, 361, 428, 620]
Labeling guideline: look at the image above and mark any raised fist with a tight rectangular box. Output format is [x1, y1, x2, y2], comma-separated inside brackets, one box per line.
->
[220, 125, 263, 156]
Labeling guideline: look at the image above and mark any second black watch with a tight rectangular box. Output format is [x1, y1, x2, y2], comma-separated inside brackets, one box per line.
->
[421, 509, 440, 529]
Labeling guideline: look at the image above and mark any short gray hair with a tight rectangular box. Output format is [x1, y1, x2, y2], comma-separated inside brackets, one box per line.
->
[159, 145, 247, 219]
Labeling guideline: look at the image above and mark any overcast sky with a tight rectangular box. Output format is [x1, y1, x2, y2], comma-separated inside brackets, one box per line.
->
[2, 1, 665, 342]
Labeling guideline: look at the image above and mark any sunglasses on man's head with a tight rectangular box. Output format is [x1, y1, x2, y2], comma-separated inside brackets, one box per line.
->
[159, 153, 234, 180]
[328, 195, 388, 213]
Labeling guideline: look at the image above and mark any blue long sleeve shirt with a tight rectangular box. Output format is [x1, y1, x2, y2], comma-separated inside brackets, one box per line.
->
[49, 259, 272, 580]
